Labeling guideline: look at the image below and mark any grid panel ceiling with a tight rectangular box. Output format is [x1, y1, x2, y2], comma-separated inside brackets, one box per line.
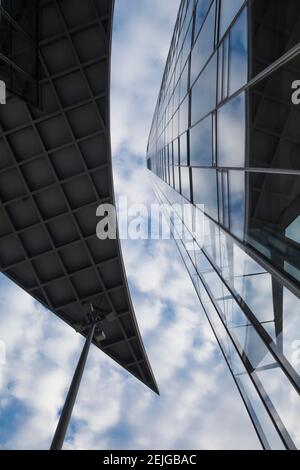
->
[0, 0, 158, 394]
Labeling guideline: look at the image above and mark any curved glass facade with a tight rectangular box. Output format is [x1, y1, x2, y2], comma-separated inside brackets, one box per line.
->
[147, 0, 300, 449]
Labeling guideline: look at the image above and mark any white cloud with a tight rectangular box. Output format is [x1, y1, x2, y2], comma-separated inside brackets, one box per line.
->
[111, 0, 181, 159]
[0, 280, 81, 449]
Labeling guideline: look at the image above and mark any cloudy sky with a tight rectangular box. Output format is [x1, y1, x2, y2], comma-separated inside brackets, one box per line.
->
[0, 0, 261, 450]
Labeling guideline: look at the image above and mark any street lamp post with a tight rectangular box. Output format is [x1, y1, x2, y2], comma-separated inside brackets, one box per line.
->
[50, 321, 96, 450]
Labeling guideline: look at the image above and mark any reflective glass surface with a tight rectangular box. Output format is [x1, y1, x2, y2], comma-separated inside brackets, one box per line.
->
[246, 172, 300, 285]
[229, 7, 248, 95]
[217, 93, 245, 167]
[251, 0, 300, 77]
[256, 366, 300, 449]
[181, 167, 191, 200]
[179, 93, 190, 135]
[181, 17, 193, 69]
[191, 52, 217, 125]
[153, 176, 300, 448]
[173, 109, 179, 140]
[180, 59, 190, 99]
[192, 168, 218, 220]
[174, 165, 181, 193]
[194, 0, 213, 39]
[219, 0, 245, 39]
[190, 114, 213, 167]
[191, 0, 216, 85]
[218, 7, 248, 103]
[228, 170, 245, 240]
[180, 132, 189, 166]
[173, 138, 179, 166]
[286, 216, 300, 244]
[249, 54, 300, 171]
[218, 35, 229, 103]
[148, 0, 300, 449]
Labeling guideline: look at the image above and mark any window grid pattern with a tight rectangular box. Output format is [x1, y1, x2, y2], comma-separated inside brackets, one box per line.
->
[147, 0, 300, 448]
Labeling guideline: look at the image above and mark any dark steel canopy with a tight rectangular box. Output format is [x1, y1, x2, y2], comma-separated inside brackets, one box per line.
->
[0, 0, 158, 394]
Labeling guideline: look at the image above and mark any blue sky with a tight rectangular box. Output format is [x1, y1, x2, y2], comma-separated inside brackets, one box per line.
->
[0, 0, 261, 450]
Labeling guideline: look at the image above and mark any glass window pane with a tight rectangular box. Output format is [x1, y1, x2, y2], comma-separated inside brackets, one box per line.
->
[190, 114, 213, 167]
[229, 170, 245, 240]
[173, 138, 179, 165]
[249, 54, 300, 171]
[219, 0, 245, 39]
[217, 45, 223, 103]
[179, 93, 189, 135]
[192, 168, 218, 220]
[198, 282, 286, 449]
[227, 244, 266, 279]
[222, 36, 229, 99]
[229, 7, 248, 95]
[222, 171, 229, 228]
[180, 59, 190, 97]
[180, 132, 189, 166]
[235, 373, 285, 450]
[256, 366, 300, 449]
[246, 172, 300, 285]
[233, 273, 275, 324]
[194, 0, 214, 39]
[173, 79, 180, 113]
[181, 167, 191, 200]
[182, 0, 195, 38]
[169, 164, 174, 187]
[251, 0, 300, 77]
[174, 165, 181, 192]
[191, 52, 217, 125]
[191, 0, 216, 85]
[286, 216, 300, 244]
[169, 142, 174, 165]
[173, 109, 179, 139]
[180, 16, 193, 70]
[217, 92, 245, 167]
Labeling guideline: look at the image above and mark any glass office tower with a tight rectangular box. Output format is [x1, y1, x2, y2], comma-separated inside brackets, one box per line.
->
[147, 0, 300, 449]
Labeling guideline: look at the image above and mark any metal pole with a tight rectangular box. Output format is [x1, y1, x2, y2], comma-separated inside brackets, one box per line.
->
[50, 322, 96, 450]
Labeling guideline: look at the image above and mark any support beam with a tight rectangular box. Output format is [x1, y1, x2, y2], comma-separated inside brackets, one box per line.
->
[50, 322, 96, 450]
